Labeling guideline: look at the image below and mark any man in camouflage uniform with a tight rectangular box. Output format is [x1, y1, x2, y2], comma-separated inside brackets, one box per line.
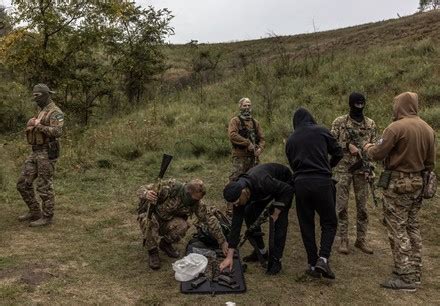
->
[227, 97, 265, 216]
[137, 178, 228, 270]
[364, 92, 435, 291]
[331, 92, 377, 254]
[17, 84, 64, 227]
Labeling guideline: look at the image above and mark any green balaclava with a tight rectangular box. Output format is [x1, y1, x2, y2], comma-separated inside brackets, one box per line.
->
[33, 83, 54, 108]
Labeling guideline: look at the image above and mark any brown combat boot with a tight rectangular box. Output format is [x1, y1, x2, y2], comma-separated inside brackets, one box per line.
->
[29, 216, 52, 227]
[159, 239, 180, 258]
[354, 240, 374, 254]
[18, 211, 42, 222]
[338, 238, 349, 254]
[148, 248, 161, 270]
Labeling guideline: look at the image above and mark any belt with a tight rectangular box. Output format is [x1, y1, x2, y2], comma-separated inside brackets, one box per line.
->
[389, 170, 421, 179]
[32, 144, 48, 151]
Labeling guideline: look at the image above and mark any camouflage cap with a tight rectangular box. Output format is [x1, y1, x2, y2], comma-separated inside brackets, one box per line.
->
[33, 83, 55, 94]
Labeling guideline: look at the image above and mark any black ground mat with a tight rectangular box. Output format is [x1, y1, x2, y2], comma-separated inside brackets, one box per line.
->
[180, 241, 246, 295]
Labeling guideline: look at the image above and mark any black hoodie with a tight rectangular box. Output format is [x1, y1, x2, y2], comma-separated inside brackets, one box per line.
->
[285, 107, 343, 180]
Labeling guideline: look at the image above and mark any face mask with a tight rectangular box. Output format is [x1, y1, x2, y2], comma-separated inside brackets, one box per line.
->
[349, 102, 365, 123]
[33, 92, 50, 108]
[239, 109, 252, 119]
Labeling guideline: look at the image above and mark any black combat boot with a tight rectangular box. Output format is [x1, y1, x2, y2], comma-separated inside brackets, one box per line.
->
[315, 257, 335, 279]
[159, 239, 180, 258]
[305, 266, 321, 278]
[148, 248, 161, 270]
[266, 257, 282, 275]
[243, 249, 268, 262]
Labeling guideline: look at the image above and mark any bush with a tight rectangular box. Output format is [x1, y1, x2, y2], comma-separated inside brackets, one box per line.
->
[0, 82, 32, 134]
[420, 107, 440, 130]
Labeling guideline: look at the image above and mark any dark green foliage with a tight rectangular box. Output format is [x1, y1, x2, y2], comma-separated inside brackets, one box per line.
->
[97, 159, 113, 169]
[1, 0, 173, 130]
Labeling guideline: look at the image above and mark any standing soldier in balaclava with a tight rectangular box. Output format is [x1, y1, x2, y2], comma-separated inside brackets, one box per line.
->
[226, 97, 265, 218]
[17, 84, 64, 227]
[331, 92, 377, 255]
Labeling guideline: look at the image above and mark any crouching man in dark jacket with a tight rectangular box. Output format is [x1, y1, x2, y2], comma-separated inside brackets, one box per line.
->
[220, 163, 294, 275]
[286, 107, 343, 279]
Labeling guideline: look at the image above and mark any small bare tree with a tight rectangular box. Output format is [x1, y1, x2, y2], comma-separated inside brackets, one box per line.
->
[419, 0, 440, 10]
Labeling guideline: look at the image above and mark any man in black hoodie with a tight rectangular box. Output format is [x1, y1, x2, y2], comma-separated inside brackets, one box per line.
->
[285, 107, 343, 279]
[220, 163, 294, 275]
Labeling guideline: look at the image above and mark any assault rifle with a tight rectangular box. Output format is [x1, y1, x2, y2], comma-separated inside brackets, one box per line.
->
[238, 201, 275, 268]
[138, 153, 173, 220]
[347, 129, 379, 207]
[249, 131, 258, 166]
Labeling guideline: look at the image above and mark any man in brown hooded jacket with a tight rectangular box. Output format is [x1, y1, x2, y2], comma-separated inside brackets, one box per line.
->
[364, 92, 436, 292]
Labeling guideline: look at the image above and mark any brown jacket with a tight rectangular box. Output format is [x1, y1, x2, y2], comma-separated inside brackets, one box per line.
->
[365, 92, 436, 172]
[228, 116, 265, 157]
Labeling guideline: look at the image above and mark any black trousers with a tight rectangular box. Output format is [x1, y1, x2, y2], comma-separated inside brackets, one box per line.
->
[295, 177, 337, 266]
[244, 199, 291, 260]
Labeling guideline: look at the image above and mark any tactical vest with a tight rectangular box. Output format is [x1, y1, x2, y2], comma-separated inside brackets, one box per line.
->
[233, 117, 260, 149]
[26, 108, 56, 145]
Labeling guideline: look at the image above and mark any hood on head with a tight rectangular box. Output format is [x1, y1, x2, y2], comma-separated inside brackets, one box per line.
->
[393, 92, 418, 120]
[293, 107, 317, 129]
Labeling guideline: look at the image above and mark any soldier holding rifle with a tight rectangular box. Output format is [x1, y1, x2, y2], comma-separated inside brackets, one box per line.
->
[227, 97, 265, 217]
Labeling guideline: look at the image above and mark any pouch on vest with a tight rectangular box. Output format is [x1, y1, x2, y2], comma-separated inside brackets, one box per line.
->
[48, 139, 60, 160]
[422, 171, 437, 199]
[34, 130, 46, 145]
[26, 127, 36, 145]
[393, 177, 423, 194]
[377, 170, 392, 189]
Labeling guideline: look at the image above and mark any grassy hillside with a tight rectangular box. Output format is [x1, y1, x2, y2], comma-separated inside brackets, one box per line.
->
[1, 10, 440, 304]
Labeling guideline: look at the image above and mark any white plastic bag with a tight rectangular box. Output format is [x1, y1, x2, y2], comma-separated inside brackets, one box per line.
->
[172, 253, 208, 282]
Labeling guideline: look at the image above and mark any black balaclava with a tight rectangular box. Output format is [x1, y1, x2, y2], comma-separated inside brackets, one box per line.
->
[33, 84, 54, 109]
[349, 92, 366, 123]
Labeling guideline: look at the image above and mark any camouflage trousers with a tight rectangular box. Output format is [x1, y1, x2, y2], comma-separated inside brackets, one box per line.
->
[335, 172, 369, 241]
[382, 175, 423, 281]
[138, 213, 189, 251]
[16, 149, 56, 218]
[226, 156, 257, 216]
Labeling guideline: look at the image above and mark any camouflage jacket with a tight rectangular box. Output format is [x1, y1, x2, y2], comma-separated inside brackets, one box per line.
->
[330, 114, 377, 173]
[26, 101, 64, 145]
[137, 179, 226, 244]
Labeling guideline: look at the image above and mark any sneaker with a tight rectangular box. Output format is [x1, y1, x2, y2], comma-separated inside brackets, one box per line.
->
[18, 211, 41, 222]
[338, 238, 349, 255]
[29, 217, 52, 227]
[159, 239, 180, 258]
[315, 257, 335, 279]
[266, 258, 282, 275]
[354, 240, 374, 254]
[380, 276, 416, 292]
[148, 248, 161, 270]
[243, 249, 268, 263]
[305, 267, 321, 279]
